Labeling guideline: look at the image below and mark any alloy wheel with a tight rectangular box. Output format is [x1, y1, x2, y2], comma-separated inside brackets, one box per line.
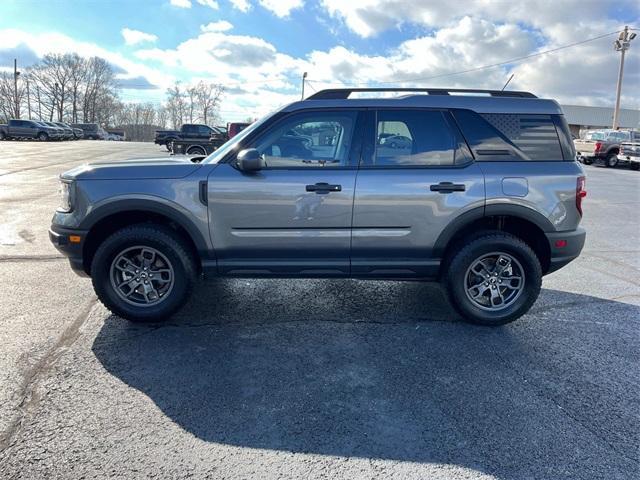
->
[464, 252, 525, 311]
[109, 246, 175, 307]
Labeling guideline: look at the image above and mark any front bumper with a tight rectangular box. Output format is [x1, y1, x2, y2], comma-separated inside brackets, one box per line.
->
[545, 227, 586, 274]
[49, 225, 89, 276]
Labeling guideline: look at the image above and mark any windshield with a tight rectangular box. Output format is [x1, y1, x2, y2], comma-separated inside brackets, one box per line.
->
[202, 112, 276, 164]
[585, 132, 605, 140]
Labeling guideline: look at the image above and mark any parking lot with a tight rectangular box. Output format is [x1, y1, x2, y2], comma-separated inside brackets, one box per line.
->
[0, 140, 638, 479]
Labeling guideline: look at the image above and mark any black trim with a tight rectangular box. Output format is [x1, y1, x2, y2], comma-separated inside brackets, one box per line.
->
[199, 181, 208, 205]
[49, 226, 89, 277]
[432, 204, 557, 257]
[432, 207, 485, 257]
[545, 228, 586, 273]
[307, 88, 537, 100]
[78, 199, 210, 254]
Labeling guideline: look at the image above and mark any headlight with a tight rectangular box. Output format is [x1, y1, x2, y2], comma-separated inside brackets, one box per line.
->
[58, 180, 74, 212]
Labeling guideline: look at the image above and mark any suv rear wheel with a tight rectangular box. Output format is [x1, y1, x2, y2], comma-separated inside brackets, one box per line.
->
[444, 232, 542, 326]
[91, 224, 197, 322]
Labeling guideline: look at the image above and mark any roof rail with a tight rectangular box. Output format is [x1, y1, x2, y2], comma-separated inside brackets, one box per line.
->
[306, 87, 537, 100]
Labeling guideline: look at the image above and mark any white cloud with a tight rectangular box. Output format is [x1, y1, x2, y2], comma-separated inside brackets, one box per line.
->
[200, 20, 233, 32]
[196, 0, 219, 9]
[0, 28, 173, 93]
[170, 0, 192, 8]
[229, 0, 251, 12]
[320, 0, 639, 38]
[121, 28, 158, 46]
[259, 0, 303, 18]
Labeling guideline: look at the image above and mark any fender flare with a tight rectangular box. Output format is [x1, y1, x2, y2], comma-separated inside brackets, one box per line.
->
[79, 198, 210, 253]
[432, 204, 555, 257]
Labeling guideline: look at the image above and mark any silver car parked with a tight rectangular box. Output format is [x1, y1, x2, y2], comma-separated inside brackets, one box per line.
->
[50, 88, 586, 326]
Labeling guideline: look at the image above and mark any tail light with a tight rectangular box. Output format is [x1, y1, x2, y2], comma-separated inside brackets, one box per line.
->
[594, 142, 602, 154]
[576, 176, 586, 216]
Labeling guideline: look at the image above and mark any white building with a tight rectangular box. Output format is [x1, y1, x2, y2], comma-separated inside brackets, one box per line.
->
[560, 105, 640, 137]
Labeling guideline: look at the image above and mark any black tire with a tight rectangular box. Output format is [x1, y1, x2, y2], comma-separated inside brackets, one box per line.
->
[581, 157, 593, 165]
[186, 145, 206, 155]
[0, 131, 5, 140]
[605, 153, 618, 168]
[443, 232, 542, 326]
[630, 162, 640, 171]
[91, 224, 197, 322]
[38, 132, 49, 142]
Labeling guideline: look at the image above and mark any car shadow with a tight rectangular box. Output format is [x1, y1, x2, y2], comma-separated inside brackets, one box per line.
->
[92, 279, 639, 479]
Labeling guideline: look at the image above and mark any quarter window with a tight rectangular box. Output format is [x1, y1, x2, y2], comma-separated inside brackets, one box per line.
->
[372, 110, 470, 167]
[253, 111, 357, 168]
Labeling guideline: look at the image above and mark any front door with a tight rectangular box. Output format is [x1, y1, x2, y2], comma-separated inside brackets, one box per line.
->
[208, 109, 363, 276]
[351, 109, 485, 278]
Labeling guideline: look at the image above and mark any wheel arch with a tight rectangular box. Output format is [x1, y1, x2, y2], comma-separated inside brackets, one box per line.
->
[79, 199, 209, 275]
[435, 205, 553, 275]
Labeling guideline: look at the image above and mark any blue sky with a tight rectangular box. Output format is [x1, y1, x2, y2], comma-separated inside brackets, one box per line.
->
[1, 0, 638, 121]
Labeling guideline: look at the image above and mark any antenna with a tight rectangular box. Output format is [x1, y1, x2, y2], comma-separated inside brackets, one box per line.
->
[501, 74, 514, 91]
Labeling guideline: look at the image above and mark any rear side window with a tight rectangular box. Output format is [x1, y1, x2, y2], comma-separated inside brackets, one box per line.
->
[453, 110, 565, 161]
[370, 110, 471, 167]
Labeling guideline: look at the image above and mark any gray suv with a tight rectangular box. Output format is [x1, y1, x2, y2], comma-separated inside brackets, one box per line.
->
[50, 88, 586, 326]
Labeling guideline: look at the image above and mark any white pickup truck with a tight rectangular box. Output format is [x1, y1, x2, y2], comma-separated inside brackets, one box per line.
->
[618, 142, 640, 170]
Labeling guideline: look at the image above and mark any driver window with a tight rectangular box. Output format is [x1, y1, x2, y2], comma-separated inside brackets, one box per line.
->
[254, 111, 357, 167]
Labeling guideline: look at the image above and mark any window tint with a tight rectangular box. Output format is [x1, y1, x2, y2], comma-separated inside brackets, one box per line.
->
[198, 125, 211, 135]
[453, 110, 564, 161]
[372, 110, 469, 167]
[254, 111, 357, 168]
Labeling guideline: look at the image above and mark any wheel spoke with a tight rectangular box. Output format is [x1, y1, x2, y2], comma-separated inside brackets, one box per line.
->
[494, 255, 512, 275]
[489, 286, 505, 307]
[501, 275, 523, 290]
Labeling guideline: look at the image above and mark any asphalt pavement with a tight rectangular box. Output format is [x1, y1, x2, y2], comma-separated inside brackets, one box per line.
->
[0, 140, 638, 479]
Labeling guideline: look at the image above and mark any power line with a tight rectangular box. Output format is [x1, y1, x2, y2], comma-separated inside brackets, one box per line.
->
[307, 30, 621, 86]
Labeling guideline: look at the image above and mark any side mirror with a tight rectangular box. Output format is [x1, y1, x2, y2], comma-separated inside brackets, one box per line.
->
[236, 148, 264, 172]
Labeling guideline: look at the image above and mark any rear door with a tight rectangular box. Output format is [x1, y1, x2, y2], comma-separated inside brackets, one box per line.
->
[207, 109, 364, 276]
[351, 109, 485, 278]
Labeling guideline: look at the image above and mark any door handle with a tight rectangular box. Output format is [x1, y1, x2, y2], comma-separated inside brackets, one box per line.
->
[306, 183, 342, 194]
[430, 182, 466, 193]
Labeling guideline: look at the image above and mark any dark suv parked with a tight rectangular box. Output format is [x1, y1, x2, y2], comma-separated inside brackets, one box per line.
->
[50, 88, 586, 326]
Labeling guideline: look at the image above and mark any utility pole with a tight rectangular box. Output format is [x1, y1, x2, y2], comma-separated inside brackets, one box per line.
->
[301, 72, 307, 100]
[26, 77, 31, 119]
[13, 58, 21, 119]
[612, 26, 636, 129]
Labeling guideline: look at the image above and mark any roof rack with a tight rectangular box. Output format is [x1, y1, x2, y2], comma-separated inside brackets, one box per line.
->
[306, 87, 537, 100]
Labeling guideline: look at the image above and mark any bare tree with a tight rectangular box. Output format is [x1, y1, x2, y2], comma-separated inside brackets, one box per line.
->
[165, 82, 186, 129]
[194, 81, 224, 125]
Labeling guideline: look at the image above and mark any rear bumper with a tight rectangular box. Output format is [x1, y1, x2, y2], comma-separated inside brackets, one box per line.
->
[49, 225, 89, 276]
[545, 227, 586, 274]
[617, 154, 640, 163]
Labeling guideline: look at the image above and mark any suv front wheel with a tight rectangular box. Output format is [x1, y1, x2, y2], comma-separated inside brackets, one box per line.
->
[91, 224, 197, 322]
[444, 232, 542, 326]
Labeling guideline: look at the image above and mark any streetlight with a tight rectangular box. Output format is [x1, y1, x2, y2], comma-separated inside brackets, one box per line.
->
[301, 72, 308, 100]
[612, 26, 636, 129]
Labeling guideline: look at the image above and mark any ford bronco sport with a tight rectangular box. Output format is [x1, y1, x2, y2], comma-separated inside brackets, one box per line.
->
[50, 88, 586, 326]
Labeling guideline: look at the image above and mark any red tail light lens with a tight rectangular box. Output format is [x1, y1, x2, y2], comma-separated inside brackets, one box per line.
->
[594, 142, 602, 154]
[576, 176, 586, 216]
